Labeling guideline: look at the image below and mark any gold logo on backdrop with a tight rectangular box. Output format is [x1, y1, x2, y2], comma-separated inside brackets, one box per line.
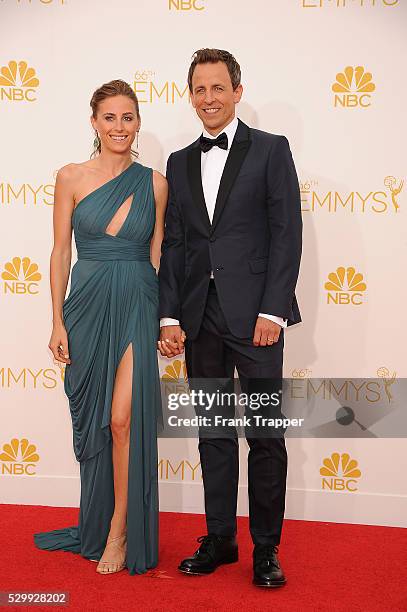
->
[292, 369, 312, 378]
[161, 359, 189, 400]
[52, 361, 66, 379]
[168, 0, 205, 9]
[162, 359, 188, 382]
[320, 452, 361, 492]
[300, 177, 403, 213]
[0, 438, 39, 476]
[0, 366, 64, 388]
[158, 459, 201, 481]
[300, 176, 404, 214]
[0, 60, 39, 102]
[1, 257, 42, 295]
[1, 0, 65, 4]
[377, 366, 396, 402]
[384, 176, 403, 212]
[324, 267, 366, 305]
[288, 377, 395, 404]
[332, 66, 375, 108]
[0, 181, 55, 206]
[302, 0, 398, 7]
[333, 66, 375, 92]
[134, 70, 190, 104]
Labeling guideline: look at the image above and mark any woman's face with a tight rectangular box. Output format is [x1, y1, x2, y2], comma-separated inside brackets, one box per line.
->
[91, 94, 140, 155]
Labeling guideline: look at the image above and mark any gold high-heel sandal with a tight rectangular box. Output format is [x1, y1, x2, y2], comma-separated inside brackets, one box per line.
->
[96, 532, 127, 575]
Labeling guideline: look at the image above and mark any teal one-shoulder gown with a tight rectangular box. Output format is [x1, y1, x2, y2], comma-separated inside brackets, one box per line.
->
[34, 161, 162, 575]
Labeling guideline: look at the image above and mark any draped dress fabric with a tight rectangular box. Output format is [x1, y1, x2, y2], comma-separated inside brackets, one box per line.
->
[33, 161, 162, 575]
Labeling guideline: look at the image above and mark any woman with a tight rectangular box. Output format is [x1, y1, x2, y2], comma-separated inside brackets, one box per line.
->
[33, 79, 168, 575]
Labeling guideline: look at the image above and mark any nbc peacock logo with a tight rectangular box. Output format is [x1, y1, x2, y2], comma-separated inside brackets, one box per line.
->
[0, 438, 40, 476]
[332, 66, 375, 108]
[320, 452, 361, 492]
[324, 266, 366, 305]
[162, 359, 188, 382]
[161, 359, 189, 397]
[0, 60, 40, 102]
[1, 256, 42, 295]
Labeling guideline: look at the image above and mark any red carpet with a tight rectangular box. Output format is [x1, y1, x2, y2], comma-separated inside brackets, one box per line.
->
[2, 504, 407, 611]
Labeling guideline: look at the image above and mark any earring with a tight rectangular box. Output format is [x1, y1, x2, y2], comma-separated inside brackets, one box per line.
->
[93, 131, 100, 150]
[136, 131, 139, 150]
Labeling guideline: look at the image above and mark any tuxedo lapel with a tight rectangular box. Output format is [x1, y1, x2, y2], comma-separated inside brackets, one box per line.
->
[186, 119, 252, 234]
[187, 143, 211, 232]
[211, 119, 251, 232]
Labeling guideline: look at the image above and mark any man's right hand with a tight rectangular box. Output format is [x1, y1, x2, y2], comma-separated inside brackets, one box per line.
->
[158, 325, 186, 358]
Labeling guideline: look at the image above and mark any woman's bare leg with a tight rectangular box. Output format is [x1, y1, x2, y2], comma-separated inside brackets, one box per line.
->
[96, 343, 133, 573]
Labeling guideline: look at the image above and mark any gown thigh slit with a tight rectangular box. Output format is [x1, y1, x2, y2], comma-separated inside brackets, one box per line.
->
[111, 341, 134, 437]
[109, 341, 133, 522]
[34, 162, 162, 575]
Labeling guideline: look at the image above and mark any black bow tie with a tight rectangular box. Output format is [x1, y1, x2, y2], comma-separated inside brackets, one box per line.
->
[199, 132, 228, 153]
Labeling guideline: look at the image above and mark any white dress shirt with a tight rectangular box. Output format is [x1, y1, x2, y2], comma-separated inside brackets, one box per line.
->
[160, 116, 287, 329]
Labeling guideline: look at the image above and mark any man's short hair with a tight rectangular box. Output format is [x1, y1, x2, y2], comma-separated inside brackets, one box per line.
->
[187, 48, 241, 92]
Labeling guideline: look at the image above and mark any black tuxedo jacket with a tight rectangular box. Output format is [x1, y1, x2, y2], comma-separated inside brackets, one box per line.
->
[158, 119, 302, 340]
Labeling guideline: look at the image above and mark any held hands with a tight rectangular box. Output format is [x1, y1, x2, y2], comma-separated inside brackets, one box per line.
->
[158, 319, 279, 354]
[252, 317, 281, 347]
[49, 323, 71, 364]
[158, 325, 186, 358]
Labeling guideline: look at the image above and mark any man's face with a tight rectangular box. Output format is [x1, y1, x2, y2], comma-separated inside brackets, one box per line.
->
[190, 61, 243, 135]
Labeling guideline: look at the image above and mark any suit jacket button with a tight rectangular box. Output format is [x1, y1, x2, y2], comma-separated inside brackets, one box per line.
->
[209, 236, 217, 242]
[215, 266, 224, 271]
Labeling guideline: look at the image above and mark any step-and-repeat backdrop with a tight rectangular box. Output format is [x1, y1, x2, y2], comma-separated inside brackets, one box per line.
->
[1, 0, 406, 527]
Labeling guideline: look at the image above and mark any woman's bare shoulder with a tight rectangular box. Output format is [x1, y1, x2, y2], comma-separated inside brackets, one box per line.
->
[152, 169, 168, 193]
[56, 160, 96, 184]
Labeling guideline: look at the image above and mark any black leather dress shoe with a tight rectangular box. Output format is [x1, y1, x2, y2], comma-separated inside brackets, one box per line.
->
[253, 544, 286, 587]
[178, 534, 238, 575]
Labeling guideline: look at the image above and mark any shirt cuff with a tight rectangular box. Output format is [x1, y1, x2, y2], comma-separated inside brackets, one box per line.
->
[258, 313, 288, 328]
[160, 317, 180, 328]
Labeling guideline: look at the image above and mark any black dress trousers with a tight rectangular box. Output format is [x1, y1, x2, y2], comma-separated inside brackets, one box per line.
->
[184, 279, 288, 546]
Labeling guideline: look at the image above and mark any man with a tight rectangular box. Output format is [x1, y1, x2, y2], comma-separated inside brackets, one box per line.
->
[158, 48, 302, 588]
